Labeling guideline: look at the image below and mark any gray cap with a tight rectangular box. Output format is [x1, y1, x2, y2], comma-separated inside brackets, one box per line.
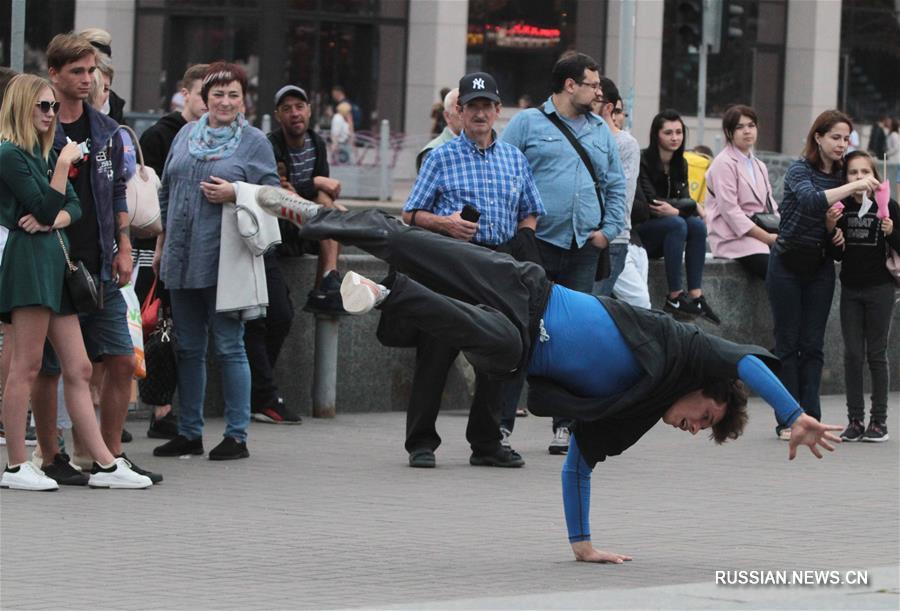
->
[274, 85, 308, 106]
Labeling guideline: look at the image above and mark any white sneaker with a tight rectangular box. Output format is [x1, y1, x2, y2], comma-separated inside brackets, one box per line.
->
[255, 186, 321, 226]
[777, 428, 791, 441]
[548, 426, 570, 455]
[0, 462, 59, 491]
[30, 446, 43, 469]
[72, 454, 93, 471]
[340, 271, 388, 315]
[88, 457, 152, 489]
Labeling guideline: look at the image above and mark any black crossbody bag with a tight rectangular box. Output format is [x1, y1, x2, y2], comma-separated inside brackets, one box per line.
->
[542, 110, 611, 280]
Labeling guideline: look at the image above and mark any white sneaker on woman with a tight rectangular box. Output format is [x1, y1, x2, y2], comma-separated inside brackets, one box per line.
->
[88, 457, 152, 489]
[0, 462, 59, 491]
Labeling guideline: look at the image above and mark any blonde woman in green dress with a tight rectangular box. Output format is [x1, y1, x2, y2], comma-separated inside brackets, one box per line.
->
[0, 74, 150, 490]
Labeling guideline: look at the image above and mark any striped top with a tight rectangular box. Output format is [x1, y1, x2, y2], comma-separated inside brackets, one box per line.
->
[778, 158, 843, 247]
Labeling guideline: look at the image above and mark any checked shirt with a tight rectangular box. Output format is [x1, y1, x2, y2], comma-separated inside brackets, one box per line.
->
[404, 130, 544, 246]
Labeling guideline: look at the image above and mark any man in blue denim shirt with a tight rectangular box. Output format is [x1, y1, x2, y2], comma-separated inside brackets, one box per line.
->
[398, 72, 545, 469]
[500, 52, 627, 455]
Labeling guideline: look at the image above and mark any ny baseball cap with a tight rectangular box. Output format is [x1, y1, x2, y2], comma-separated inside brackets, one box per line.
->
[274, 85, 308, 107]
[458, 72, 500, 105]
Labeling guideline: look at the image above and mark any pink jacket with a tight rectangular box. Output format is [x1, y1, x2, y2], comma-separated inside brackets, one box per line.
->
[705, 144, 778, 259]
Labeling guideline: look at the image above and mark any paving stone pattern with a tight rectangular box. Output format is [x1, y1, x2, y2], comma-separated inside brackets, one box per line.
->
[1, 395, 897, 610]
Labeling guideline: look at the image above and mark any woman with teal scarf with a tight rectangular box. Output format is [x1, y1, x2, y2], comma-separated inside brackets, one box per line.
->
[152, 62, 280, 461]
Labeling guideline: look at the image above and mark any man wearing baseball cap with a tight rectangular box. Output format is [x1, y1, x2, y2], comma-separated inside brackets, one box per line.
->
[244, 84, 344, 425]
[396, 71, 545, 469]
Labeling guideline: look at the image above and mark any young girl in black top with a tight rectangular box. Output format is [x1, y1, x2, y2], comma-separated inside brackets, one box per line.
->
[826, 151, 900, 442]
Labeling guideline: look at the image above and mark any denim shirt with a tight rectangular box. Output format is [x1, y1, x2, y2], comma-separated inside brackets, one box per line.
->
[160, 124, 280, 289]
[500, 98, 627, 249]
[404, 131, 545, 246]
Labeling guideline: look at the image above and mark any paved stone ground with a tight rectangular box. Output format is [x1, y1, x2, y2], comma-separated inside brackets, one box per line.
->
[1, 394, 897, 610]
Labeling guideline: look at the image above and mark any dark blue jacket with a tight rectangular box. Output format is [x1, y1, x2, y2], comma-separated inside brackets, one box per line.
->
[53, 102, 127, 281]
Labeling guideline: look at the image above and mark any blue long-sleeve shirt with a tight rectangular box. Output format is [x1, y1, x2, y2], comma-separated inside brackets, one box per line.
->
[500, 98, 627, 248]
[778, 158, 843, 248]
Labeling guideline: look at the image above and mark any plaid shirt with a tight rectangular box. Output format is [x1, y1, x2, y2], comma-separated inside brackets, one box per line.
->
[404, 131, 544, 245]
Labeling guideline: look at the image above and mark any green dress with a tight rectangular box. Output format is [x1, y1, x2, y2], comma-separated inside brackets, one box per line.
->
[0, 141, 82, 323]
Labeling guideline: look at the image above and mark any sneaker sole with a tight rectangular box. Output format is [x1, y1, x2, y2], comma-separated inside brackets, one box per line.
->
[251, 413, 302, 425]
[548, 446, 569, 455]
[208, 452, 250, 461]
[88, 481, 152, 489]
[0, 482, 59, 491]
[469, 456, 525, 468]
[860, 435, 889, 442]
[839, 436, 863, 442]
[340, 272, 377, 314]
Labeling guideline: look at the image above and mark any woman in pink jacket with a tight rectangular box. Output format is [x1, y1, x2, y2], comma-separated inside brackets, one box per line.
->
[705, 105, 778, 279]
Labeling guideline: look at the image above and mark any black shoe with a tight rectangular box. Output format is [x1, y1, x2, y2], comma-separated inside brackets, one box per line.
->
[408, 448, 436, 468]
[121, 428, 133, 443]
[663, 293, 700, 320]
[209, 437, 249, 461]
[840, 419, 866, 442]
[470, 447, 524, 468]
[42, 453, 89, 486]
[251, 398, 302, 424]
[304, 270, 346, 314]
[153, 435, 204, 457]
[117, 453, 163, 484]
[148, 411, 179, 439]
[861, 420, 889, 442]
[693, 295, 721, 325]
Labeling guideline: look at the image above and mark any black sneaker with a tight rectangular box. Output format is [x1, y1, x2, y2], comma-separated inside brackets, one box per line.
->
[839, 419, 865, 442]
[209, 437, 249, 461]
[408, 448, 436, 468]
[304, 270, 346, 314]
[121, 428, 133, 443]
[861, 420, 889, 442]
[469, 447, 524, 468]
[251, 398, 302, 424]
[663, 293, 700, 320]
[148, 411, 179, 439]
[153, 435, 204, 457]
[42, 453, 89, 486]
[117, 453, 163, 484]
[693, 295, 721, 325]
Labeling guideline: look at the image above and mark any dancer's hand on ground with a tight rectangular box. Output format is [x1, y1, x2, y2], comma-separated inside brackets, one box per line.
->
[571, 541, 633, 564]
[200, 176, 236, 204]
[443, 211, 477, 241]
[788, 414, 842, 460]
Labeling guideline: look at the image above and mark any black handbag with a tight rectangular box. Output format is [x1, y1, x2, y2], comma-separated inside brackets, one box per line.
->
[56, 230, 100, 313]
[542, 110, 611, 281]
[750, 212, 780, 234]
[775, 238, 825, 275]
[666, 197, 699, 217]
[139, 317, 178, 406]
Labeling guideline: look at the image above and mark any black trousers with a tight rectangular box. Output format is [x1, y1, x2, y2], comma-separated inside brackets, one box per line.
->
[299, 210, 551, 449]
[243, 254, 295, 410]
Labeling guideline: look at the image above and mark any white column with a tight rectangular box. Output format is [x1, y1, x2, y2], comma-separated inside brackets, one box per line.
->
[781, 2, 842, 155]
[619, 0, 664, 149]
[74, 0, 137, 112]
[403, 0, 468, 138]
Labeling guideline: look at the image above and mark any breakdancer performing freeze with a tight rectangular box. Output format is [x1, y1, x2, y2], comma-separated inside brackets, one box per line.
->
[254, 185, 842, 564]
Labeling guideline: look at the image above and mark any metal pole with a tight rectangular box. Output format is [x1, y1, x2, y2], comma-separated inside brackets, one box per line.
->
[617, 0, 637, 131]
[697, 42, 708, 147]
[10, 0, 26, 72]
[311, 315, 340, 418]
[379, 119, 390, 201]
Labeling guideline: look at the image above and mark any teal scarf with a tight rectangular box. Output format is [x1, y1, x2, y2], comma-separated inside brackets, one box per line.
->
[188, 112, 246, 161]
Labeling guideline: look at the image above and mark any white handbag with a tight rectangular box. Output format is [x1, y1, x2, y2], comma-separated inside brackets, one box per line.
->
[117, 125, 163, 238]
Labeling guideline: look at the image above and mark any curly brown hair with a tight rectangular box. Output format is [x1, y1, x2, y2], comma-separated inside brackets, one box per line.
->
[702, 378, 749, 444]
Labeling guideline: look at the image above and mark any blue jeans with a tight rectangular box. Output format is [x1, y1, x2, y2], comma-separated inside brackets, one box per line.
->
[535, 238, 598, 431]
[170, 286, 251, 442]
[593, 242, 628, 297]
[765, 253, 835, 422]
[637, 215, 707, 293]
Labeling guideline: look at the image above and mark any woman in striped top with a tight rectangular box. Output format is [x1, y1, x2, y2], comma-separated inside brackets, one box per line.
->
[766, 110, 882, 439]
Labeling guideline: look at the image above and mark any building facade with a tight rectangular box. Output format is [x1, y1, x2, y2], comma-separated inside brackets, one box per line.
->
[2, 0, 898, 153]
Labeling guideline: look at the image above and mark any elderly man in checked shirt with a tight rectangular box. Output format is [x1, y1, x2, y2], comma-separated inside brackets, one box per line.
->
[395, 71, 545, 469]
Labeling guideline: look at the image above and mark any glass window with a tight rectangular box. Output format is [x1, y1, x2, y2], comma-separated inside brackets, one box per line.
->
[839, 0, 900, 124]
[660, 0, 787, 151]
[467, 0, 584, 106]
[0, 0, 75, 72]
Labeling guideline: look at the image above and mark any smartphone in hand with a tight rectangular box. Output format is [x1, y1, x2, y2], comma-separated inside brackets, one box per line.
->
[461, 204, 481, 223]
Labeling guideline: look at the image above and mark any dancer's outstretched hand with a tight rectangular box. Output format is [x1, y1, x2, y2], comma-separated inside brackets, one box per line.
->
[571, 541, 633, 564]
[788, 414, 842, 460]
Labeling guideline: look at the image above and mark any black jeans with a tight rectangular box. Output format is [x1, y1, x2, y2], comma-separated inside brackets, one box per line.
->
[243, 254, 295, 410]
[300, 210, 551, 448]
[840, 282, 895, 423]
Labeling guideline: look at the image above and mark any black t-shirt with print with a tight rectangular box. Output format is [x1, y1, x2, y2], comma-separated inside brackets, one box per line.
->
[61, 112, 101, 275]
[831, 197, 900, 288]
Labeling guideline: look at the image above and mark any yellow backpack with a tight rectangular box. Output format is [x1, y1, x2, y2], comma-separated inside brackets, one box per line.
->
[684, 151, 713, 205]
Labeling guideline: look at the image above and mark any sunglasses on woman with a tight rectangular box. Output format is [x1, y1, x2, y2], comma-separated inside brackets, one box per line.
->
[35, 101, 60, 114]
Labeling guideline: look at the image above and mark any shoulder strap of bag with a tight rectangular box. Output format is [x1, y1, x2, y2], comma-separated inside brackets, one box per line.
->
[55, 230, 78, 272]
[542, 110, 605, 216]
[115, 124, 149, 178]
